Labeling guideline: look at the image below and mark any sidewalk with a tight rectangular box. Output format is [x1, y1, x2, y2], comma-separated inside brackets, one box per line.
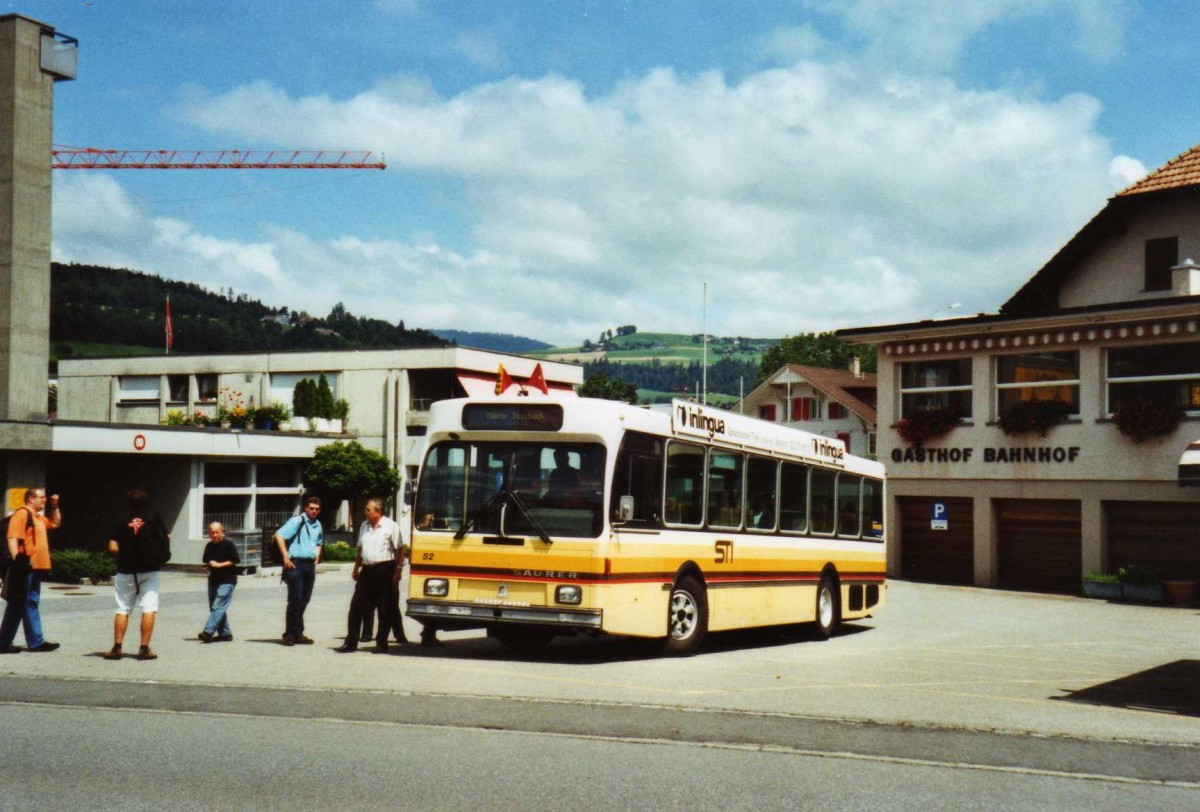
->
[4, 574, 1198, 746]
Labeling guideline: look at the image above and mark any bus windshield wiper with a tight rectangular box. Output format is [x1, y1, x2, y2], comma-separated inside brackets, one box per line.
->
[504, 489, 553, 545]
[453, 487, 553, 544]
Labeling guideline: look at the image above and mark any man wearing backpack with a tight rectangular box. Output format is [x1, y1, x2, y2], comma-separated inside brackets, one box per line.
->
[105, 489, 171, 661]
[0, 488, 62, 654]
[274, 495, 323, 646]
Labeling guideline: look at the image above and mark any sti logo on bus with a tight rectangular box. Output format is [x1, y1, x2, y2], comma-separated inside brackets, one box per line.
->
[675, 402, 726, 439]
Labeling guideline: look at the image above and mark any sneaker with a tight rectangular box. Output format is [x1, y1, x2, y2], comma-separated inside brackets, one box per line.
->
[296, 635, 314, 645]
[0, 645, 21, 655]
[28, 641, 60, 653]
[198, 631, 215, 643]
[136, 646, 157, 661]
[103, 646, 122, 661]
[281, 635, 296, 647]
[217, 633, 233, 642]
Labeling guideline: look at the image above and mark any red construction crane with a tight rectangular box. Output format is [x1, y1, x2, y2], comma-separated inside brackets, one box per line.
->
[51, 148, 386, 170]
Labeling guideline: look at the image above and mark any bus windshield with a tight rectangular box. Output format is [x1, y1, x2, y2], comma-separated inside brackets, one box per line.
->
[416, 441, 607, 539]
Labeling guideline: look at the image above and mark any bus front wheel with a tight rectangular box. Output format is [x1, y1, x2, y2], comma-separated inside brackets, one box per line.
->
[664, 576, 708, 656]
[813, 573, 840, 640]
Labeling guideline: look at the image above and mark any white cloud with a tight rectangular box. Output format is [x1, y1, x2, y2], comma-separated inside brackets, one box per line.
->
[448, 29, 509, 73]
[55, 35, 1128, 345]
[1109, 155, 1146, 189]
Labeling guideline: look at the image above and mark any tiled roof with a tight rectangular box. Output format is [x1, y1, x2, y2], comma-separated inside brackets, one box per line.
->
[1116, 142, 1200, 197]
[781, 364, 877, 425]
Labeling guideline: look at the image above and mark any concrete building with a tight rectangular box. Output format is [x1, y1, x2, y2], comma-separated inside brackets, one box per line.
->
[736, 363, 877, 458]
[49, 348, 580, 562]
[839, 142, 1200, 593]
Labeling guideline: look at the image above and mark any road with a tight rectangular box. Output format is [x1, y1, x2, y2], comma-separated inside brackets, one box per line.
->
[0, 570, 1196, 809]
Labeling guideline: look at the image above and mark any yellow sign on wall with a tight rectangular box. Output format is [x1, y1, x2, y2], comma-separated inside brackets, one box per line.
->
[6, 488, 29, 511]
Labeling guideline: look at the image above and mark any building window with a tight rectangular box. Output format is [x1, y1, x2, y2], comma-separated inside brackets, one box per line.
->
[791, 397, 821, 421]
[867, 432, 877, 457]
[1107, 341, 1200, 414]
[167, 375, 189, 403]
[827, 402, 847, 420]
[200, 461, 301, 535]
[197, 374, 218, 402]
[270, 372, 337, 405]
[758, 404, 776, 422]
[899, 359, 972, 418]
[117, 375, 159, 404]
[1144, 237, 1178, 292]
[995, 351, 1080, 415]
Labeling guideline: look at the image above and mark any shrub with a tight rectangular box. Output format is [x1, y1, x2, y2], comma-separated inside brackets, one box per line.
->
[998, 399, 1073, 437]
[1083, 571, 1120, 584]
[1113, 398, 1181, 442]
[1119, 565, 1160, 586]
[321, 541, 357, 562]
[897, 407, 961, 448]
[46, 549, 117, 584]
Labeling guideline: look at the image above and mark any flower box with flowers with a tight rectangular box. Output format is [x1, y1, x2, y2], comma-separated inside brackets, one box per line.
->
[897, 407, 962, 448]
[1112, 398, 1181, 443]
[997, 399, 1073, 437]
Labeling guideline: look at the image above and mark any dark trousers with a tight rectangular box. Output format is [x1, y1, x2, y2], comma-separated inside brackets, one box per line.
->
[283, 559, 316, 639]
[347, 562, 395, 648]
[360, 576, 406, 642]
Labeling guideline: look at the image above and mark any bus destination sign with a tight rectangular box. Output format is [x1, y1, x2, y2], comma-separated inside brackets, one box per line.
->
[462, 403, 564, 432]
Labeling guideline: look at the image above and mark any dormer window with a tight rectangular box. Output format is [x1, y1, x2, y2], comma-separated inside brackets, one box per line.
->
[1144, 237, 1178, 292]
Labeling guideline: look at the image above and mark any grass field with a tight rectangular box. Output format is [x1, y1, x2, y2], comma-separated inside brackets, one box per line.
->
[53, 340, 162, 360]
[533, 331, 772, 366]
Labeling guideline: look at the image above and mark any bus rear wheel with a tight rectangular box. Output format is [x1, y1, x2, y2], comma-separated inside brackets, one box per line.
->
[813, 573, 840, 640]
[664, 575, 708, 656]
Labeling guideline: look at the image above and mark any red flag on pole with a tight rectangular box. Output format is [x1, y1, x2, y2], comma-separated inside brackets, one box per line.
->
[528, 363, 549, 395]
[495, 364, 514, 395]
[165, 295, 173, 353]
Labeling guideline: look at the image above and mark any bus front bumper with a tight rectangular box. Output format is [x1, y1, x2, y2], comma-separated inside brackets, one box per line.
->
[407, 600, 603, 631]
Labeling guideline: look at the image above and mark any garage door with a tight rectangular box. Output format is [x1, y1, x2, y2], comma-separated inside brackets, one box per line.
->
[898, 496, 974, 584]
[1106, 501, 1200, 582]
[996, 499, 1081, 593]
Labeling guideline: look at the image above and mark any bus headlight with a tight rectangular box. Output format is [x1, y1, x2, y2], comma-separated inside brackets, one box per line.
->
[424, 578, 449, 597]
[555, 585, 582, 605]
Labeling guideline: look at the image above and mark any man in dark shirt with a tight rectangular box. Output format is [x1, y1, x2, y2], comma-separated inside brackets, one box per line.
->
[199, 522, 239, 643]
[105, 489, 170, 661]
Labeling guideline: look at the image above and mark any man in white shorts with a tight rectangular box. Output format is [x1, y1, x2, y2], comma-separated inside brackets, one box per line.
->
[105, 490, 171, 661]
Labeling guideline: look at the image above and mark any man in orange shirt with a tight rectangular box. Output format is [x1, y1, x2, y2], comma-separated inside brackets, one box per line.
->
[0, 488, 62, 654]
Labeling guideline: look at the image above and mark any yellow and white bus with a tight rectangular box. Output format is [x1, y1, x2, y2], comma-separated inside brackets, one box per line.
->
[407, 397, 885, 655]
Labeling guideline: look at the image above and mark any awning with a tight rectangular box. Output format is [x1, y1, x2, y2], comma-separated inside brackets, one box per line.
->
[1179, 440, 1200, 486]
[456, 373, 577, 400]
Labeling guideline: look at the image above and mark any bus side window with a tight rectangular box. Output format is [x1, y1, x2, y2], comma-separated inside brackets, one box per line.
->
[862, 478, 884, 540]
[779, 461, 808, 533]
[837, 473, 862, 538]
[810, 468, 837, 535]
[665, 440, 705, 526]
[745, 456, 778, 531]
[707, 450, 744, 529]
[611, 432, 664, 526]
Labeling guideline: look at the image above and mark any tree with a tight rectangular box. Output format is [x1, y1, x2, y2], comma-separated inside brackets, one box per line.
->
[303, 441, 402, 525]
[757, 332, 877, 384]
[316, 373, 335, 419]
[580, 371, 639, 404]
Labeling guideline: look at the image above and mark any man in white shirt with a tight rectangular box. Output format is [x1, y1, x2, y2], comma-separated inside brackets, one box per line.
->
[336, 498, 400, 653]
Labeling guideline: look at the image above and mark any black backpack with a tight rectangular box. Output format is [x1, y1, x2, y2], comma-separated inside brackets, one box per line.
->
[0, 508, 34, 569]
[141, 513, 171, 569]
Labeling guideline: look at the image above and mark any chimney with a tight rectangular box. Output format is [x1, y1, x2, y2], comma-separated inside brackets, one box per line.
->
[849, 354, 862, 379]
[1172, 258, 1200, 296]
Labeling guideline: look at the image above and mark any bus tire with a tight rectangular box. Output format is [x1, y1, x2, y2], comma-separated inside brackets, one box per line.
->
[813, 572, 840, 640]
[664, 575, 708, 656]
[491, 627, 555, 654]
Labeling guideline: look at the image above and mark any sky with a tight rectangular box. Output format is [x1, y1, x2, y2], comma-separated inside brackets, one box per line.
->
[14, 0, 1200, 346]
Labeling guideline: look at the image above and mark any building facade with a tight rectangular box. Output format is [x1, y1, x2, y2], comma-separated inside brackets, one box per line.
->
[736, 363, 877, 458]
[839, 143, 1200, 593]
[45, 348, 581, 562]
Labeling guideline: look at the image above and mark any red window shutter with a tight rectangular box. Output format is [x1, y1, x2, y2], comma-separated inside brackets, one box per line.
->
[760, 404, 776, 421]
[837, 432, 851, 449]
[791, 398, 802, 421]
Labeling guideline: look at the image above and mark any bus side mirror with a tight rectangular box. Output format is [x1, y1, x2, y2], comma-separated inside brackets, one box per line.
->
[403, 481, 414, 506]
[617, 495, 634, 522]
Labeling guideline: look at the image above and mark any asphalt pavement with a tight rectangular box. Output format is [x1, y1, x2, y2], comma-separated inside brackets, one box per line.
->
[1, 566, 1197, 751]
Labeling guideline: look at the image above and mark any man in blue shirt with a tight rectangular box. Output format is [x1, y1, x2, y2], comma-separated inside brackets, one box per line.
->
[274, 495, 324, 646]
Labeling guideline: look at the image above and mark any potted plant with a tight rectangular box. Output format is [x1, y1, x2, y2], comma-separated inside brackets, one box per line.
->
[330, 398, 349, 433]
[253, 405, 274, 430]
[998, 399, 1073, 437]
[163, 409, 189, 426]
[1112, 398, 1181, 443]
[1082, 571, 1121, 600]
[268, 401, 292, 430]
[291, 378, 314, 431]
[1119, 564, 1163, 603]
[228, 405, 250, 429]
[896, 407, 961, 448]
